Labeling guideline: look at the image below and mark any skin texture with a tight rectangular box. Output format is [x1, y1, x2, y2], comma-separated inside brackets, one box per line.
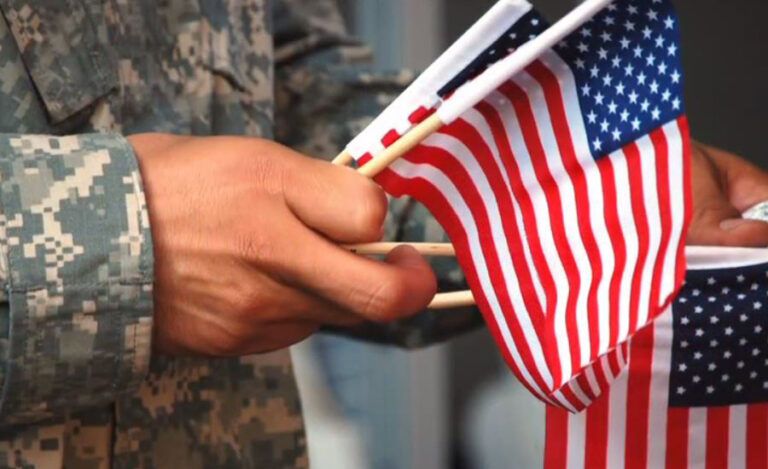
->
[131, 133, 768, 358]
[129, 133, 437, 356]
[689, 141, 768, 247]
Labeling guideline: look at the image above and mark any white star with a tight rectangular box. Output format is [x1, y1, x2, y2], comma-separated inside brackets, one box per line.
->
[646, 53, 657, 66]
[737, 275, 746, 283]
[741, 337, 749, 345]
[722, 287, 731, 295]
[625, 63, 635, 77]
[671, 70, 681, 83]
[679, 363, 688, 372]
[758, 325, 765, 333]
[608, 101, 618, 114]
[650, 80, 660, 93]
[531, 18, 540, 26]
[607, 3, 618, 11]
[694, 351, 703, 360]
[710, 315, 720, 324]
[641, 99, 651, 112]
[693, 375, 701, 383]
[710, 339, 719, 348]
[598, 47, 608, 60]
[672, 98, 681, 110]
[651, 106, 660, 119]
[642, 26, 653, 39]
[581, 84, 591, 96]
[681, 340, 689, 348]
[708, 277, 717, 285]
[738, 293, 747, 300]
[755, 302, 763, 310]
[616, 82, 626, 95]
[677, 386, 686, 395]
[592, 137, 603, 152]
[581, 28, 592, 38]
[708, 363, 717, 371]
[604, 15, 616, 26]
[664, 16, 675, 29]
[668, 44, 678, 56]
[578, 42, 589, 53]
[722, 374, 730, 382]
[628, 5, 639, 15]
[575, 58, 586, 69]
[600, 119, 610, 132]
[693, 289, 701, 296]
[724, 304, 733, 312]
[634, 45, 644, 58]
[628, 90, 639, 103]
[620, 37, 631, 49]
[601, 31, 612, 42]
[706, 385, 715, 394]
[738, 361, 746, 369]
[662, 89, 672, 102]
[637, 72, 647, 85]
[752, 283, 760, 291]
[658, 62, 668, 75]
[755, 348, 763, 356]
[603, 74, 613, 87]
[631, 117, 641, 131]
[724, 350, 733, 359]
[624, 20, 636, 31]
[612, 128, 621, 141]
[681, 316, 690, 325]
[694, 306, 703, 313]
[725, 327, 734, 336]
[595, 92, 605, 105]
[751, 371, 758, 379]
[587, 110, 597, 124]
[655, 35, 665, 48]
[611, 55, 621, 68]
[695, 328, 704, 337]
[736, 384, 744, 392]
[590, 65, 600, 78]
[647, 9, 659, 21]
[620, 109, 630, 122]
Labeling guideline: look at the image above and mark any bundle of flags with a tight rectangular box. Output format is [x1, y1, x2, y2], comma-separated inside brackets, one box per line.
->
[346, 0, 691, 411]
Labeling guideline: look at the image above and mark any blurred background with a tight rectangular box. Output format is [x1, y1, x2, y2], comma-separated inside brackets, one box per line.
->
[292, 1, 768, 468]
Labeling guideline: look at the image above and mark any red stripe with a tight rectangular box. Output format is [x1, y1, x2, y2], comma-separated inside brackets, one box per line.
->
[622, 142, 652, 334]
[705, 407, 729, 469]
[475, 100, 563, 385]
[545, 406, 570, 469]
[747, 404, 768, 469]
[665, 407, 690, 469]
[597, 155, 629, 352]
[442, 119, 546, 332]
[624, 324, 654, 469]
[500, 80, 583, 382]
[647, 129, 673, 321]
[528, 61, 605, 384]
[584, 391, 610, 469]
[379, 156, 556, 402]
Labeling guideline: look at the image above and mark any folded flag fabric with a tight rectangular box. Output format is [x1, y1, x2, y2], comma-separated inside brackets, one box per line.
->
[544, 247, 768, 469]
[346, 0, 692, 411]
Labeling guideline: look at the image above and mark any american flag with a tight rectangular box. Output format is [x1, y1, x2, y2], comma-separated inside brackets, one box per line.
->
[347, 0, 692, 410]
[544, 248, 768, 469]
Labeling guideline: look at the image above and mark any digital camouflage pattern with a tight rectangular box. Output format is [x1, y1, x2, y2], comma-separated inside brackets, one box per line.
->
[0, 0, 476, 467]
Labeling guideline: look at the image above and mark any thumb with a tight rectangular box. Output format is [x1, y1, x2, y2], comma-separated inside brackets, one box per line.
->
[688, 202, 768, 247]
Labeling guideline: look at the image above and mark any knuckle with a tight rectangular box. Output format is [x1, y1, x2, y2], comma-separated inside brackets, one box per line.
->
[351, 181, 388, 239]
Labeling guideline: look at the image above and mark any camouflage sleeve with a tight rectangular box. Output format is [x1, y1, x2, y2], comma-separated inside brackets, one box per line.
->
[0, 134, 154, 426]
[273, 0, 484, 348]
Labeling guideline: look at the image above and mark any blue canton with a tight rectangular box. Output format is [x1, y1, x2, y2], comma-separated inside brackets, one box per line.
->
[669, 263, 768, 408]
[560, 0, 686, 158]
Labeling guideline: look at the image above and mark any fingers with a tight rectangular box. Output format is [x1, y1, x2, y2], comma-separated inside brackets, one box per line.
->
[262, 226, 438, 322]
[689, 196, 768, 247]
[697, 142, 768, 212]
[281, 154, 389, 244]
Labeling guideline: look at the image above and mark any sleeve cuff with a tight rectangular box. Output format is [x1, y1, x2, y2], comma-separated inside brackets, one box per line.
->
[0, 134, 154, 425]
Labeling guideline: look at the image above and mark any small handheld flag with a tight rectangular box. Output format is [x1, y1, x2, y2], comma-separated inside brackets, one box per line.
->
[346, 0, 692, 411]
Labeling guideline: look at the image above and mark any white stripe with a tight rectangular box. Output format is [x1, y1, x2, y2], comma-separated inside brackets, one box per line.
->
[488, 89, 574, 384]
[566, 409, 587, 469]
[462, 108, 547, 308]
[390, 158, 553, 400]
[422, 132, 553, 387]
[686, 246, 768, 270]
[605, 367, 629, 469]
[635, 134, 663, 328]
[583, 364, 601, 398]
[729, 405, 748, 469]
[608, 150, 640, 341]
[688, 408, 708, 469]
[660, 121, 686, 301]
[539, 52, 617, 357]
[647, 309, 673, 469]
[510, 70, 595, 375]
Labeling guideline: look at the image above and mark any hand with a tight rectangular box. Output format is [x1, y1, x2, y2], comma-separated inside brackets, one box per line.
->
[129, 134, 437, 357]
[689, 141, 768, 247]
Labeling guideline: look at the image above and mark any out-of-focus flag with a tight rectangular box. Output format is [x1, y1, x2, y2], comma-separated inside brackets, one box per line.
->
[346, 0, 692, 411]
[544, 248, 768, 469]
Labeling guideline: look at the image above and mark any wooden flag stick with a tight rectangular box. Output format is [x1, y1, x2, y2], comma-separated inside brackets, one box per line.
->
[332, 150, 354, 166]
[346, 242, 455, 257]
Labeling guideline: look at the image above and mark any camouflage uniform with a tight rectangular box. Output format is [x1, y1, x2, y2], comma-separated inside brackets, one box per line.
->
[0, 0, 476, 467]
